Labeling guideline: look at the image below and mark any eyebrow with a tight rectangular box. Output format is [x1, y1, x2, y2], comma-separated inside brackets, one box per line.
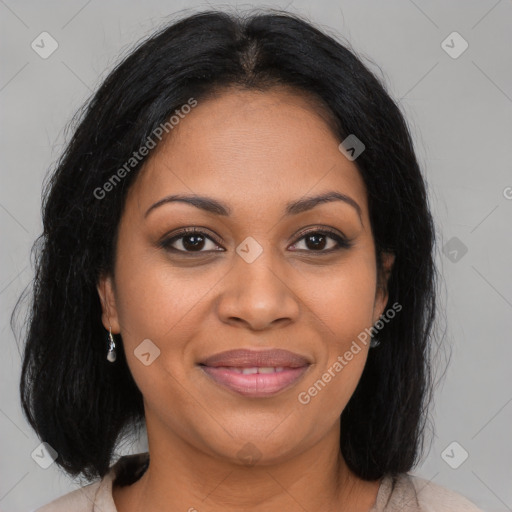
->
[144, 191, 362, 223]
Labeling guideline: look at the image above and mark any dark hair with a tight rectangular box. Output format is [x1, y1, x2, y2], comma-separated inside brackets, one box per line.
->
[14, 8, 441, 483]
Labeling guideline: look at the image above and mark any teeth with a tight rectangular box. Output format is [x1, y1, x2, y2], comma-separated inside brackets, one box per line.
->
[216, 366, 287, 374]
[241, 367, 259, 374]
[258, 367, 276, 374]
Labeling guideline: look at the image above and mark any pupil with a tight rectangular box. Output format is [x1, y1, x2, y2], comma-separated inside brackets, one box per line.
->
[183, 235, 205, 251]
[306, 234, 326, 250]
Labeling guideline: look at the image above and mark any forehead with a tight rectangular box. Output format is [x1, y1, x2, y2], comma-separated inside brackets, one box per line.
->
[127, 87, 368, 220]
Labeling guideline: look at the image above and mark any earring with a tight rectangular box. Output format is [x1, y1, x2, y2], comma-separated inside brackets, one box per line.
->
[107, 325, 117, 362]
[370, 328, 381, 348]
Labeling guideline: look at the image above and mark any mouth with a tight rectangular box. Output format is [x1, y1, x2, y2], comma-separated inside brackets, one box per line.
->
[198, 349, 311, 398]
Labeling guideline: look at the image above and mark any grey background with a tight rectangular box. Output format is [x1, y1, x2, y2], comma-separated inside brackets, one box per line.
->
[1, 1, 511, 511]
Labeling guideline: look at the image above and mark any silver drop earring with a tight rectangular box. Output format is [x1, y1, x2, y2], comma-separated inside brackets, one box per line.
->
[107, 325, 117, 362]
[370, 335, 381, 348]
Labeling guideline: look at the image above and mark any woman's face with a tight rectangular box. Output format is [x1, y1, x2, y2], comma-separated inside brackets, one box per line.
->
[98, 87, 394, 465]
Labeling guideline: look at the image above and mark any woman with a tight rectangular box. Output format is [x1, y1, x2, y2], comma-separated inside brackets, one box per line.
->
[17, 9, 482, 511]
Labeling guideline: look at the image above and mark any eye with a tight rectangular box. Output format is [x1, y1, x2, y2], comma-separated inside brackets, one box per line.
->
[159, 228, 224, 253]
[159, 227, 353, 255]
[289, 228, 352, 253]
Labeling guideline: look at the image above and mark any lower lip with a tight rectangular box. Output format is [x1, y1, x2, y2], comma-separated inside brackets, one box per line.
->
[200, 366, 309, 397]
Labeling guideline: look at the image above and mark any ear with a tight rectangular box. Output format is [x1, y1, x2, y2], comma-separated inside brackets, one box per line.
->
[96, 273, 121, 333]
[373, 251, 395, 324]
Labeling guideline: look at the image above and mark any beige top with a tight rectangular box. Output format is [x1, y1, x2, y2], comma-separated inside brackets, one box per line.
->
[35, 452, 483, 511]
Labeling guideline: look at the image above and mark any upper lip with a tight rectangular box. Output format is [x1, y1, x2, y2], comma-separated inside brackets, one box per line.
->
[200, 349, 311, 368]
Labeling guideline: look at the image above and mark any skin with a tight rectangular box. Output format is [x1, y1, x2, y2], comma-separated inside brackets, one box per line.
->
[97, 86, 395, 512]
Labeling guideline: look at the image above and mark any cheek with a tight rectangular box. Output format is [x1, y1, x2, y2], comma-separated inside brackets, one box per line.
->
[306, 250, 378, 344]
[111, 249, 203, 420]
[299, 251, 376, 407]
[113, 240, 215, 345]
[296, 323, 370, 429]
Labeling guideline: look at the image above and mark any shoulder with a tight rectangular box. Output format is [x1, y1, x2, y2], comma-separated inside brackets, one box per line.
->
[33, 452, 149, 512]
[33, 479, 104, 512]
[407, 474, 484, 512]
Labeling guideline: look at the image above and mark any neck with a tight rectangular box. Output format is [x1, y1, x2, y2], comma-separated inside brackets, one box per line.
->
[113, 419, 381, 512]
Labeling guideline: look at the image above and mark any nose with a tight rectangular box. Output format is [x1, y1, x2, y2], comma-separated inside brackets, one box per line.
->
[215, 251, 300, 331]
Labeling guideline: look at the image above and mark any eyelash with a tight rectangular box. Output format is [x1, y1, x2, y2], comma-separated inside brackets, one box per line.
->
[159, 227, 353, 255]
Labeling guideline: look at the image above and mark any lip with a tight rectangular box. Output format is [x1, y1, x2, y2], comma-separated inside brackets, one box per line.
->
[200, 348, 311, 368]
[199, 349, 311, 398]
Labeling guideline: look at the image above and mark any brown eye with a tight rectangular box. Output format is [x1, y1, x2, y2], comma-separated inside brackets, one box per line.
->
[176, 233, 207, 251]
[160, 229, 224, 253]
[289, 229, 353, 253]
[303, 233, 331, 250]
